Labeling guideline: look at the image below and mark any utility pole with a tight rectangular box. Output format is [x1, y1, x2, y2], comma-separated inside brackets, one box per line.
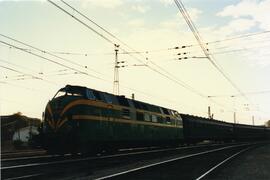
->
[113, 44, 120, 95]
[208, 106, 212, 119]
[207, 96, 214, 119]
[232, 95, 236, 124]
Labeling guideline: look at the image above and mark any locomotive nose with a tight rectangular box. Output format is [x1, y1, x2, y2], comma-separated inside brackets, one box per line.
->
[45, 101, 69, 131]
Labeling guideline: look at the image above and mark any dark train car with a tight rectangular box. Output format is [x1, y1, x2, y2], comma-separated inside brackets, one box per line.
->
[42, 85, 184, 153]
[265, 127, 270, 139]
[233, 123, 265, 141]
[181, 114, 234, 143]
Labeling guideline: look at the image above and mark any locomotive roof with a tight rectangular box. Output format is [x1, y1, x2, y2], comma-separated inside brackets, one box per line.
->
[60, 85, 87, 95]
[59, 85, 268, 128]
[61, 85, 178, 115]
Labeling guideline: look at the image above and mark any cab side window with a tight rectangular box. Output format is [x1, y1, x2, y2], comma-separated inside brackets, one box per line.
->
[157, 116, 163, 123]
[136, 112, 144, 121]
[165, 117, 171, 124]
[152, 115, 158, 123]
[122, 108, 130, 119]
[86, 89, 96, 100]
[144, 113, 151, 122]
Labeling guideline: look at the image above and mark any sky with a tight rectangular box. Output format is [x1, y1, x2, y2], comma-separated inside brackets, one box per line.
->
[1, 0, 270, 125]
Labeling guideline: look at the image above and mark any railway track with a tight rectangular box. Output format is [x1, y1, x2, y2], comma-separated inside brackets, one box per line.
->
[1, 143, 223, 167]
[1, 149, 46, 159]
[1, 142, 260, 180]
[94, 142, 264, 180]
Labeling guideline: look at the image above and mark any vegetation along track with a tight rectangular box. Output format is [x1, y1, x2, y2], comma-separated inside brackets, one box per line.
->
[1, 142, 263, 180]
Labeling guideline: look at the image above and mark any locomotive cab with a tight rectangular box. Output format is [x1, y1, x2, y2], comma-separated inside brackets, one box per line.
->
[43, 85, 88, 153]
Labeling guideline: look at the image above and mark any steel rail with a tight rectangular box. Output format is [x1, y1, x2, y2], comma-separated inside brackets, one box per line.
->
[94, 143, 254, 180]
[195, 146, 252, 180]
[2, 142, 228, 167]
[4, 173, 44, 180]
[2, 142, 256, 180]
[2, 154, 68, 162]
[1, 150, 45, 156]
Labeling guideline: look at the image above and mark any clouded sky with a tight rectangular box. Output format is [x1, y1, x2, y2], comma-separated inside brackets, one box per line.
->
[1, 0, 270, 125]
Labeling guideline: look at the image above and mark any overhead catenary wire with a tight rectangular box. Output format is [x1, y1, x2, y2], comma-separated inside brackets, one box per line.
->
[47, 0, 243, 114]
[0, 42, 199, 111]
[0, 34, 86, 69]
[8, 31, 268, 58]
[0, 64, 57, 85]
[206, 30, 270, 45]
[1, 71, 82, 81]
[46, 2, 192, 87]
[47, 0, 115, 45]
[1, 2, 268, 121]
[1, 43, 202, 113]
[0, 33, 105, 76]
[171, 30, 270, 51]
[174, 0, 250, 103]
[60, 0, 135, 51]
[0, 40, 110, 82]
[208, 90, 270, 98]
[0, 65, 39, 79]
[4, 29, 267, 59]
[0, 58, 40, 74]
[0, 80, 49, 93]
[180, 38, 270, 57]
[0, 59, 80, 80]
[48, 0, 150, 66]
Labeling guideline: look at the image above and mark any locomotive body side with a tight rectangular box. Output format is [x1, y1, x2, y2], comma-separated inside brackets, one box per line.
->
[42, 85, 269, 154]
[42, 85, 184, 153]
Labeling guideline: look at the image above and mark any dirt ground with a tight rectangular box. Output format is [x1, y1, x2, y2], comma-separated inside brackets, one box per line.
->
[208, 143, 270, 180]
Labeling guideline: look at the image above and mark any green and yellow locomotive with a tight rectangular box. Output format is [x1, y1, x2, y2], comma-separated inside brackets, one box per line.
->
[42, 85, 184, 153]
[42, 85, 270, 154]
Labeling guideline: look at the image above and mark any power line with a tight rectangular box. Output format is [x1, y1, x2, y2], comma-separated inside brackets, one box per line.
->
[0, 65, 34, 77]
[206, 30, 270, 45]
[1, 71, 82, 81]
[0, 40, 108, 82]
[48, 0, 240, 114]
[73, 0, 235, 111]
[47, 0, 116, 45]
[1, 43, 196, 112]
[211, 43, 270, 56]
[1, 41, 204, 112]
[0, 64, 57, 85]
[0, 34, 86, 69]
[174, 0, 250, 103]
[0, 59, 82, 80]
[0, 59, 40, 74]
[6, 30, 267, 58]
[171, 30, 270, 50]
[0, 81, 49, 93]
[208, 90, 270, 98]
[60, 0, 135, 51]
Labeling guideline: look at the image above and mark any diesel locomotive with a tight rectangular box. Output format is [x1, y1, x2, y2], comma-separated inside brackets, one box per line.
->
[41, 85, 270, 153]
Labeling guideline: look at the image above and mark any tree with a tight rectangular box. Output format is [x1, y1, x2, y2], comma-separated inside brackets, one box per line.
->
[265, 120, 270, 127]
